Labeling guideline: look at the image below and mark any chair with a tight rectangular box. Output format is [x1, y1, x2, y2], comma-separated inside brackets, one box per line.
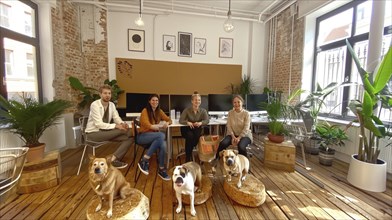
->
[131, 119, 152, 182]
[176, 126, 210, 162]
[284, 122, 309, 169]
[76, 116, 110, 175]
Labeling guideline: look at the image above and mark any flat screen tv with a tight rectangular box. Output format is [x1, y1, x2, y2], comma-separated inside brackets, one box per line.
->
[246, 94, 268, 112]
[208, 94, 233, 112]
[126, 93, 169, 113]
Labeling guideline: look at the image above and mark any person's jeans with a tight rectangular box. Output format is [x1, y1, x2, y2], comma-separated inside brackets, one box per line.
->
[180, 126, 202, 162]
[216, 135, 252, 159]
[137, 131, 166, 168]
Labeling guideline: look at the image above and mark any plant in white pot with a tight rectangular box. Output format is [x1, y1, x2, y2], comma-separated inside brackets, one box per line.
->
[346, 40, 392, 192]
[0, 95, 71, 162]
[315, 121, 348, 166]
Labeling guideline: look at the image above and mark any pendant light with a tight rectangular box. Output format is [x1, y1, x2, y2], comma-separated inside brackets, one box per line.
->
[223, 0, 234, 32]
[135, 0, 144, 27]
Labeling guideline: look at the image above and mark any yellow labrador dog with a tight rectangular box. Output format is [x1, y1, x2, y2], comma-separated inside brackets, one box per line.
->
[89, 155, 132, 218]
[220, 149, 249, 188]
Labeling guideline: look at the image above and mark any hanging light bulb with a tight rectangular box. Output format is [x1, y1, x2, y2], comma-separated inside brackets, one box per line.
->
[223, 0, 234, 32]
[134, 0, 144, 27]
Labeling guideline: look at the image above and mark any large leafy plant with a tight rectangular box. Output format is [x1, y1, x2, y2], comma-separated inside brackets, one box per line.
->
[226, 75, 256, 97]
[316, 121, 348, 151]
[0, 95, 71, 147]
[346, 40, 392, 163]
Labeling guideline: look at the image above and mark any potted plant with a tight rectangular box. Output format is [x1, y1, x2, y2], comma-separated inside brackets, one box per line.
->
[226, 75, 256, 97]
[315, 121, 348, 166]
[0, 94, 71, 162]
[265, 98, 288, 143]
[346, 40, 392, 192]
[68, 76, 124, 115]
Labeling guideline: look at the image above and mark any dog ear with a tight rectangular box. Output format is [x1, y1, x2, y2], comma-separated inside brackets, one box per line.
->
[89, 154, 95, 161]
[233, 150, 239, 155]
[219, 150, 225, 158]
[106, 154, 113, 165]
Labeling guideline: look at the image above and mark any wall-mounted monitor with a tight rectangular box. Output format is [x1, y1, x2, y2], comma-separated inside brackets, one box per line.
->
[126, 93, 169, 113]
[246, 94, 268, 112]
[208, 94, 233, 112]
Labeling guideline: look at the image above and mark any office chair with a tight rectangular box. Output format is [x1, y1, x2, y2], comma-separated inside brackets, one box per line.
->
[77, 116, 110, 175]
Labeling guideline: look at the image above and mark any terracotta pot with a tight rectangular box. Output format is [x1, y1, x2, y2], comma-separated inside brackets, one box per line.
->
[267, 133, 284, 143]
[26, 143, 45, 162]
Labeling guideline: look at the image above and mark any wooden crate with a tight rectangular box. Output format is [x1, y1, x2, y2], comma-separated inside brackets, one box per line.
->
[264, 140, 295, 172]
[18, 151, 61, 194]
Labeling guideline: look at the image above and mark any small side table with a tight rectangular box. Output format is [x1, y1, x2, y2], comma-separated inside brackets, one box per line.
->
[264, 139, 296, 172]
[18, 151, 61, 194]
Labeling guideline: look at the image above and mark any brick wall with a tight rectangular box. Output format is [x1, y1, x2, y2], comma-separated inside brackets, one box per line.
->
[268, 7, 304, 98]
[51, 0, 108, 112]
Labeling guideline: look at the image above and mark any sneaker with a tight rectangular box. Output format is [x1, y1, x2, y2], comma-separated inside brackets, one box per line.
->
[158, 169, 171, 181]
[138, 160, 149, 175]
[111, 160, 128, 169]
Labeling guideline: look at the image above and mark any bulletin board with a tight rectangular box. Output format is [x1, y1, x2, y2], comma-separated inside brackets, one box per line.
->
[115, 58, 242, 107]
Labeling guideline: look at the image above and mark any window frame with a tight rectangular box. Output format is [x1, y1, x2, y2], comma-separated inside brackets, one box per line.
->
[312, 0, 391, 120]
[0, 0, 42, 101]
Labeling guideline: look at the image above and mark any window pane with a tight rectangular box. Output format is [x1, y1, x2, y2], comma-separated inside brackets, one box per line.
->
[385, 0, 392, 28]
[3, 38, 38, 100]
[355, 1, 372, 36]
[0, 0, 35, 37]
[314, 46, 347, 115]
[317, 8, 353, 47]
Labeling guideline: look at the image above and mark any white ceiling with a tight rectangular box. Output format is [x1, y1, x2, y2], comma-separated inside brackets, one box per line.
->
[72, 0, 296, 22]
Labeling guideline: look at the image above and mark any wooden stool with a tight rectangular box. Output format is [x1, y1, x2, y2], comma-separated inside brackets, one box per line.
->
[223, 175, 266, 207]
[181, 175, 212, 205]
[264, 139, 295, 172]
[18, 151, 61, 194]
[86, 188, 149, 220]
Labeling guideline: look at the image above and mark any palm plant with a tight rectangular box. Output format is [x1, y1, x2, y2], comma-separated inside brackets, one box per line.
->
[346, 40, 392, 163]
[0, 95, 71, 147]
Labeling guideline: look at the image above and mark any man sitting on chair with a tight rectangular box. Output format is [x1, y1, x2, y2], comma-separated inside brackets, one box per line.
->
[85, 85, 132, 169]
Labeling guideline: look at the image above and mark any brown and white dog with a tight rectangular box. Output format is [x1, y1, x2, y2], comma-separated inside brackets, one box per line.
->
[172, 161, 202, 216]
[89, 155, 132, 218]
[220, 149, 250, 188]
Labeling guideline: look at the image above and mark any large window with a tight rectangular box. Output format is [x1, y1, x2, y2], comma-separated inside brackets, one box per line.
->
[313, 0, 392, 122]
[0, 0, 41, 100]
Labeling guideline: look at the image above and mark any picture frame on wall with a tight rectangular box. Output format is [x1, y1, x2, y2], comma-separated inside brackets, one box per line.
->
[178, 32, 192, 57]
[194, 38, 206, 55]
[163, 35, 176, 52]
[128, 29, 145, 52]
[219, 37, 233, 58]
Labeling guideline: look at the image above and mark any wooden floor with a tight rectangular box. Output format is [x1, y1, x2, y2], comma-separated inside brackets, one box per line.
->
[1, 135, 391, 220]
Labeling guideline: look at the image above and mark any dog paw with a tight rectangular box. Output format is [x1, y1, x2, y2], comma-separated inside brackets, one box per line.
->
[176, 207, 182, 213]
[241, 176, 246, 181]
[237, 183, 242, 188]
[95, 204, 102, 212]
[106, 210, 112, 218]
[191, 209, 196, 216]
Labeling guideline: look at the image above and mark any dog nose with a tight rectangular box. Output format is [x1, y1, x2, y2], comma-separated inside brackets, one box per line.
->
[94, 168, 101, 173]
[175, 177, 184, 184]
[227, 159, 233, 165]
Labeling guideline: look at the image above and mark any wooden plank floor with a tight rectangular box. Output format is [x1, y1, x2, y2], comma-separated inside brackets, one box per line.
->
[1, 135, 391, 220]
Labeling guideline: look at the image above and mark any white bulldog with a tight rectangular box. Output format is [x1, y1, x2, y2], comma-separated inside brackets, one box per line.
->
[220, 149, 250, 188]
[172, 161, 202, 216]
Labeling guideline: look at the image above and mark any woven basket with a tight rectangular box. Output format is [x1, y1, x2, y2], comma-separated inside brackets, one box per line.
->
[198, 135, 220, 162]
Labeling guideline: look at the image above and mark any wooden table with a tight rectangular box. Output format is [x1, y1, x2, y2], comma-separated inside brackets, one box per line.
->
[18, 151, 61, 193]
[263, 139, 295, 172]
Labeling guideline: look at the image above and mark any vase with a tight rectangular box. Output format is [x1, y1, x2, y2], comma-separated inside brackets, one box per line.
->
[347, 154, 387, 192]
[26, 143, 45, 162]
[267, 133, 284, 143]
[318, 148, 335, 166]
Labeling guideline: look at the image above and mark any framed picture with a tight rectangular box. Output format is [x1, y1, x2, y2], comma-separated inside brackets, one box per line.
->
[194, 38, 206, 55]
[163, 35, 176, 52]
[219, 37, 233, 58]
[178, 32, 192, 57]
[128, 29, 145, 52]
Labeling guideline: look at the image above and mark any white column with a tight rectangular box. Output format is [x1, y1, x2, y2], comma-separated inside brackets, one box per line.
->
[366, 0, 386, 72]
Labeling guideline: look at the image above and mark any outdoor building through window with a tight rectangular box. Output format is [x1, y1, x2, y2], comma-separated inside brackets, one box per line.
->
[0, 0, 40, 101]
[313, 0, 392, 122]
